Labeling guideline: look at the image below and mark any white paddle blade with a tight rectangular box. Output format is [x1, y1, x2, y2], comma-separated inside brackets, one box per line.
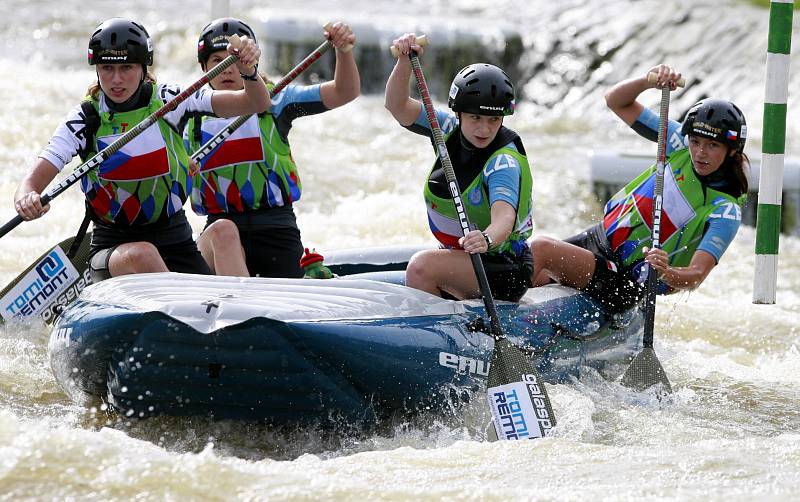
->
[486, 338, 555, 440]
[0, 237, 91, 324]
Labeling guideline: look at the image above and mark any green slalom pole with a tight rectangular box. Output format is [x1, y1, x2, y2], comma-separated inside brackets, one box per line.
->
[753, 0, 794, 304]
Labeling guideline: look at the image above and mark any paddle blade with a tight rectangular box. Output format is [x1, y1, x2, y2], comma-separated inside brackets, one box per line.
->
[486, 338, 556, 441]
[0, 234, 91, 325]
[620, 346, 672, 393]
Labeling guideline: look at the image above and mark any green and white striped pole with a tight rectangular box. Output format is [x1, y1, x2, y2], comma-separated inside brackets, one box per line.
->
[754, 0, 794, 304]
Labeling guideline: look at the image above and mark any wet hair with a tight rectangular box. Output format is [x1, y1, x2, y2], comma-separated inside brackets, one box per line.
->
[724, 150, 750, 198]
[695, 140, 749, 198]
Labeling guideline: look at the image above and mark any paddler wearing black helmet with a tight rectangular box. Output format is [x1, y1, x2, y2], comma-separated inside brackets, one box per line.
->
[385, 33, 534, 302]
[530, 64, 750, 313]
[14, 17, 268, 283]
[185, 18, 360, 279]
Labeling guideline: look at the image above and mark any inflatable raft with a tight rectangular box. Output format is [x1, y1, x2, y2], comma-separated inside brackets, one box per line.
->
[49, 246, 643, 422]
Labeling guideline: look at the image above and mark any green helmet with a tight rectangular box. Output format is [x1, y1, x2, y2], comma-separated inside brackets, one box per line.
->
[88, 18, 153, 66]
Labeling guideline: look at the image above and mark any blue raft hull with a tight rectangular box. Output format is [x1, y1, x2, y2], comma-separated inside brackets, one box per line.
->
[49, 246, 643, 422]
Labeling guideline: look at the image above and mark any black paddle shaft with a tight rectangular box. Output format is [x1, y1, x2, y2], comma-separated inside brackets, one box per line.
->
[641, 85, 671, 349]
[407, 51, 504, 339]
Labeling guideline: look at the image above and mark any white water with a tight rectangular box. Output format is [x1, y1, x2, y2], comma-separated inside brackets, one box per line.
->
[1, 0, 799, 500]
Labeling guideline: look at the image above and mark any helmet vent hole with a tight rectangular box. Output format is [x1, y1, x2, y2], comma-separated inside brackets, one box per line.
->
[490, 84, 497, 98]
[465, 77, 479, 87]
[110, 33, 117, 45]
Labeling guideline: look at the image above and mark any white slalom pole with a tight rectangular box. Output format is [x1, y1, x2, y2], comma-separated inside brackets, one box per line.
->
[753, 0, 794, 304]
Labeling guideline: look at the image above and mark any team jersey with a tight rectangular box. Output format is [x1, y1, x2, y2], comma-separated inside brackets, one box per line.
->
[265, 83, 327, 142]
[630, 107, 740, 262]
[185, 83, 328, 215]
[407, 107, 522, 209]
[39, 83, 214, 171]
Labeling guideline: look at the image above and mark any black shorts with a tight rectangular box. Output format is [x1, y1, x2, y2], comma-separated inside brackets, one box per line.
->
[205, 205, 304, 278]
[89, 210, 211, 282]
[566, 223, 645, 313]
[480, 246, 533, 302]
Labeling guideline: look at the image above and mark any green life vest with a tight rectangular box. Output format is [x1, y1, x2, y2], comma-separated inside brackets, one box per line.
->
[423, 127, 533, 256]
[603, 148, 743, 269]
[82, 85, 190, 226]
[185, 83, 301, 215]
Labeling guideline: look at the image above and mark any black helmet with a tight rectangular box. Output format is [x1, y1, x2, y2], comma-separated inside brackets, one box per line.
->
[88, 18, 153, 66]
[681, 99, 747, 153]
[197, 17, 257, 64]
[447, 63, 515, 116]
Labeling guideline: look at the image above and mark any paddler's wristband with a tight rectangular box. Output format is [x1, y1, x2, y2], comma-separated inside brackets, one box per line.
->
[482, 231, 494, 250]
[240, 65, 259, 81]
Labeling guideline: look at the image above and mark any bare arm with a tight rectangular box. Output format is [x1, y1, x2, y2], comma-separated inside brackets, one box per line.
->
[644, 247, 716, 290]
[384, 33, 425, 126]
[485, 200, 516, 246]
[460, 200, 517, 254]
[605, 64, 683, 126]
[210, 36, 270, 117]
[319, 22, 360, 109]
[14, 159, 59, 220]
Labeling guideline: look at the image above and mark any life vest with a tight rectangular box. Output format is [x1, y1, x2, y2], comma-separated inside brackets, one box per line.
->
[185, 83, 301, 215]
[423, 127, 533, 256]
[80, 85, 190, 226]
[603, 148, 743, 271]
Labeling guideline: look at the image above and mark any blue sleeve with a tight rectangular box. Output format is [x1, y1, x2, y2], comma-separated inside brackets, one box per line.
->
[484, 144, 521, 208]
[633, 107, 688, 156]
[405, 106, 457, 137]
[696, 198, 742, 262]
[270, 84, 328, 140]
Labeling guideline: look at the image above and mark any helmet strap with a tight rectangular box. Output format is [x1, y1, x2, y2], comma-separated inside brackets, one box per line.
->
[451, 113, 473, 151]
[458, 129, 479, 152]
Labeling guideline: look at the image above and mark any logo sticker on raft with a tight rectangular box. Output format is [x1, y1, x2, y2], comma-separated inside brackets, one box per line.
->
[1, 246, 85, 322]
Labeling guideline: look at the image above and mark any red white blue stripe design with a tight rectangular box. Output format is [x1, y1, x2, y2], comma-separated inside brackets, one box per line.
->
[199, 116, 265, 172]
[603, 164, 695, 262]
[96, 126, 170, 181]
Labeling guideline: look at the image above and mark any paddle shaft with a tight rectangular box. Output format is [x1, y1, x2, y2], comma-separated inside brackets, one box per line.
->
[0, 41, 251, 239]
[191, 39, 334, 163]
[407, 51, 504, 339]
[641, 85, 671, 349]
[641, 69, 687, 349]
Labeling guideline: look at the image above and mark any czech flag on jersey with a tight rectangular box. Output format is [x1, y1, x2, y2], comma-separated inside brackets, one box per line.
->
[603, 165, 696, 261]
[199, 115, 265, 172]
[426, 205, 464, 249]
[96, 125, 170, 181]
